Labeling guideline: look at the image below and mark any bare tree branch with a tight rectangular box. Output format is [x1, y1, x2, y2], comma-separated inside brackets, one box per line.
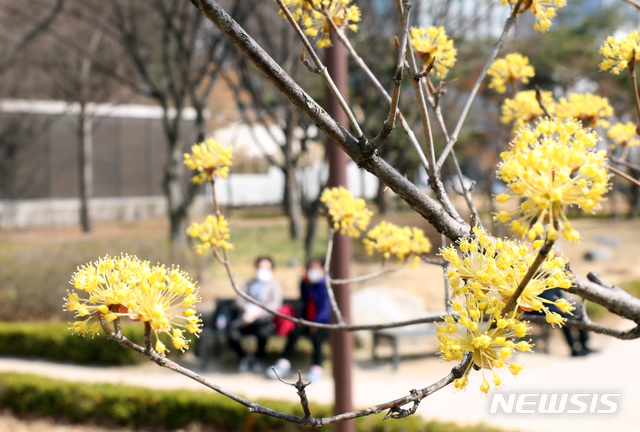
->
[621, 0, 640, 10]
[436, 0, 524, 169]
[188, 0, 469, 243]
[274, 0, 364, 141]
[369, 1, 411, 150]
[186, 1, 640, 341]
[0, 0, 65, 74]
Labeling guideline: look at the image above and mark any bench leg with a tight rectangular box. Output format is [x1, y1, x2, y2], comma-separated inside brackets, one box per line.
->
[372, 333, 379, 362]
[392, 338, 399, 372]
[198, 329, 215, 370]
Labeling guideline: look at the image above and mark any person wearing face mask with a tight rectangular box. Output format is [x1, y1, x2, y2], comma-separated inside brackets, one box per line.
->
[228, 256, 283, 373]
[267, 258, 331, 382]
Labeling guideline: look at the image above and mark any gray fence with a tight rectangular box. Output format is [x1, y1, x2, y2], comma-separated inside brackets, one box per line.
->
[0, 100, 379, 229]
[0, 100, 199, 200]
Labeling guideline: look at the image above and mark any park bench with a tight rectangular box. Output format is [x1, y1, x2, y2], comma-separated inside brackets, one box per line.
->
[197, 297, 301, 369]
[371, 316, 551, 371]
[352, 286, 445, 371]
[371, 324, 439, 371]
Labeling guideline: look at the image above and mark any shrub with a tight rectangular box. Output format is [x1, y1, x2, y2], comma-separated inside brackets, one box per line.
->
[0, 322, 146, 365]
[0, 373, 512, 432]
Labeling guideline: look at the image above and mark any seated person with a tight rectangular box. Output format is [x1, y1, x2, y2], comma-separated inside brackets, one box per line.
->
[228, 256, 283, 373]
[268, 258, 331, 381]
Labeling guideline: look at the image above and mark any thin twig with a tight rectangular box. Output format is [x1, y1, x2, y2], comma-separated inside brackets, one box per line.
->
[421, 255, 447, 267]
[437, 0, 524, 169]
[621, 0, 640, 10]
[323, 227, 346, 324]
[607, 163, 640, 187]
[402, 18, 437, 178]
[503, 235, 555, 316]
[277, 371, 314, 424]
[101, 318, 307, 424]
[610, 158, 640, 172]
[524, 314, 640, 340]
[370, 1, 411, 150]
[440, 233, 452, 313]
[428, 91, 482, 225]
[330, 261, 409, 285]
[397, 0, 464, 223]
[622, 0, 640, 10]
[321, 1, 462, 224]
[629, 53, 640, 127]
[104, 317, 474, 426]
[535, 85, 552, 118]
[216, 222, 452, 330]
[187, 0, 640, 338]
[325, 4, 431, 172]
[274, 0, 364, 141]
[310, 352, 473, 426]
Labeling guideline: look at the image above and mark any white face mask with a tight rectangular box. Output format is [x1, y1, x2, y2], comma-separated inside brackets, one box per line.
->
[256, 268, 273, 282]
[307, 269, 324, 283]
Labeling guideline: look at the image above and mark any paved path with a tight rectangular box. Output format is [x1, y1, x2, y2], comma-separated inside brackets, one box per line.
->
[0, 327, 638, 432]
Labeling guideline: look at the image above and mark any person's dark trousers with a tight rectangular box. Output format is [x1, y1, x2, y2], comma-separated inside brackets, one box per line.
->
[227, 317, 273, 360]
[281, 325, 328, 366]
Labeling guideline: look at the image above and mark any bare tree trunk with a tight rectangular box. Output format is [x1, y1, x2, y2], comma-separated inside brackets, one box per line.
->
[283, 168, 303, 239]
[164, 142, 189, 246]
[375, 180, 389, 214]
[630, 181, 640, 218]
[303, 199, 320, 262]
[282, 109, 303, 240]
[78, 102, 93, 232]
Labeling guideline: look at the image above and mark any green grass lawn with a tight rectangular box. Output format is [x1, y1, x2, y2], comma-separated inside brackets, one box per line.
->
[0, 215, 327, 321]
[0, 204, 444, 322]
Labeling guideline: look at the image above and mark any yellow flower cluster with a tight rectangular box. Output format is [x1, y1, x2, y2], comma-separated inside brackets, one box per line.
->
[279, 0, 361, 48]
[438, 302, 528, 393]
[600, 30, 640, 75]
[320, 186, 372, 237]
[187, 215, 233, 255]
[496, 118, 609, 242]
[608, 122, 640, 148]
[280, 0, 313, 20]
[183, 139, 233, 184]
[441, 227, 573, 320]
[487, 53, 535, 94]
[409, 26, 457, 79]
[505, 0, 567, 32]
[501, 90, 555, 131]
[65, 254, 202, 355]
[363, 221, 431, 266]
[438, 226, 574, 392]
[556, 93, 613, 129]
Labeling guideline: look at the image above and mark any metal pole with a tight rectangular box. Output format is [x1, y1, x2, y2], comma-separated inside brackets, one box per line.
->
[325, 32, 355, 432]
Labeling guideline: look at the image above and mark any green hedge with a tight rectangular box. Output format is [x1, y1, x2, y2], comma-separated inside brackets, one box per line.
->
[0, 322, 147, 365]
[0, 373, 513, 432]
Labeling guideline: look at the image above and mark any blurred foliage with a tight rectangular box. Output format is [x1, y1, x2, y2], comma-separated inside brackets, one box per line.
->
[620, 278, 640, 298]
[0, 322, 147, 365]
[0, 372, 517, 432]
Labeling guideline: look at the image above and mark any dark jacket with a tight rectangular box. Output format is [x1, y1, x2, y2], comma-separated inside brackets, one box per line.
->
[300, 276, 332, 324]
